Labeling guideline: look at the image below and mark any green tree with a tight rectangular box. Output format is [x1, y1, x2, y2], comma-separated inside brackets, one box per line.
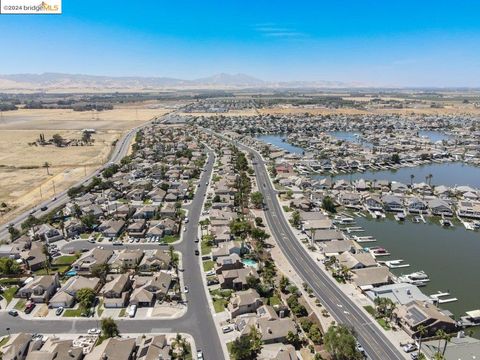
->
[324, 324, 361, 360]
[291, 210, 301, 227]
[91, 263, 110, 283]
[0, 257, 21, 275]
[254, 217, 263, 227]
[75, 288, 96, 312]
[322, 196, 336, 213]
[8, 226, 20, 241]
[416, 324, 427, 357]
[285, 330, 302, 349]
[391, 153, 400, 164]
[250, 191, 264, 209]
[230, 326, 263, 360]
[101, 317, 119, 338]
[309, 324, 323, 345]
[279, 276, 290, 293]
[80, 214, 97, 230]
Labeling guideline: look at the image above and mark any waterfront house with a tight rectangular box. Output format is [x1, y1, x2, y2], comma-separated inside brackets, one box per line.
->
[382, 194, 404, 212]
[406, 197, 428, 214]
[337, 252, 377, 270]
[319, 239, 354, 256]
[428, 198, 453, 216]
[365, 283, 430, 305]
[364, 195, 383, 211]
[338, 192, 362, 208]
[394, 300, 457, 338]
[352, 266, 392, 290]
[457, 201, 480, 219]
[391, 181, 408, 194]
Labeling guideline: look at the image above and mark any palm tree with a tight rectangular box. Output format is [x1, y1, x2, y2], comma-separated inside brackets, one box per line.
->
[417, 324, 427, 357]
[429, 174, 433, 186]
[43, 162, 51, 175]
[410, 174, 415, 186]
[42, 244, 51, 275]
[436, 329, 446, 354]
[441, 331, 452, 357]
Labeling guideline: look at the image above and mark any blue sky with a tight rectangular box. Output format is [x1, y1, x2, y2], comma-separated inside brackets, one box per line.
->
[1, 0, 480, 86]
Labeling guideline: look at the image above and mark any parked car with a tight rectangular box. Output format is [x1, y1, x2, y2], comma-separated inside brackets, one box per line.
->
[222, 325, 234, 334]
[8, 310, 18, 317]
[24, 302, 36, 314]
[87, 328, 101, 335]
[403, 343, 418, 353]
[197, 350, 204, 360]
[194, 250, 199, 256]
[55, 307, 64, 316]
[184, 286, 189, 293]
[40, 206, 48, 211]
[128, 304, 137, 318]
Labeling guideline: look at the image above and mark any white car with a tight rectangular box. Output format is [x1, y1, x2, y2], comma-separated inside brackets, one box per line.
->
[222, 325, 234, 333]
[184, 286, 189, 293]
[403, 343, 418, 353]
[197, 350, 204, 360]
[184, 217, 189, 223]
[87, 328, 101, 335]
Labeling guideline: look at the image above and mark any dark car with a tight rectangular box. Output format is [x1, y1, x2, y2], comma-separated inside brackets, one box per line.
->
[40, 206, 48, 211]
[25, 303, 36, 314]
[194, 250, 200, 256]
[8, 310, 18, 317]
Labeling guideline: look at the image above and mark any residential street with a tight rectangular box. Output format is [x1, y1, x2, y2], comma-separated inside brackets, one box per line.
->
[0, 147, 224, 360]
[240, 142, 407, 360]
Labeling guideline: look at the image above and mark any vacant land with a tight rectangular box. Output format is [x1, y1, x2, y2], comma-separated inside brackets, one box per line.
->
[0, 104, 170, 222]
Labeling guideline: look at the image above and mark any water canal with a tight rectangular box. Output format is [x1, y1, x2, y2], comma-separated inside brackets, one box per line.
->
[256, 133, 480, 332]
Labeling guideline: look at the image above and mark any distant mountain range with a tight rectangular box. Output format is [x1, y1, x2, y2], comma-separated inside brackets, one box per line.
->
[0, 72, 365, 91]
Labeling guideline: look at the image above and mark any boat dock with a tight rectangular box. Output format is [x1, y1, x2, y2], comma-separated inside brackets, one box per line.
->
[353, 235, 377, 243]
[430, 291, 458, 304]
[382, 259, 410, 268]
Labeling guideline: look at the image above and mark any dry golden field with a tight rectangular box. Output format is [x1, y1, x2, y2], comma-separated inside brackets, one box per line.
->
[0, 104, 170, 222]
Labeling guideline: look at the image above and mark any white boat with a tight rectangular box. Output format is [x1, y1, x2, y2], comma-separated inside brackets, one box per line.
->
[398, 271, 430, 284]
[394, 213, 406, 221]
[384, 259, 410, 268]
[440, 218, 453, 227]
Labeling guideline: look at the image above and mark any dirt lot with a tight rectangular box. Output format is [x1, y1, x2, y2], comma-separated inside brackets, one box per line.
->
[0, 104, 170, 222]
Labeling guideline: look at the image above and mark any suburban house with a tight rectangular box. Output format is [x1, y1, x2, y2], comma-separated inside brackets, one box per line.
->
[136, 335, 171, 360]
[130, 272, 173, 307]
[109, 249, 144, 273]
[138, 249, 171, 272]
[16, 274, 60, 303]
[101, 274, 132, 308]
[49, 276, 101, 308]
[228, 288, 263, 319]
[72, 248, 113, 273]
[84, 337, 136, 360]
[218, 268, 259, 290]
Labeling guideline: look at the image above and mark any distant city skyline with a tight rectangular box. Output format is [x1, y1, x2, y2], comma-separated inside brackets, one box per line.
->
[1, 0, 480, 87]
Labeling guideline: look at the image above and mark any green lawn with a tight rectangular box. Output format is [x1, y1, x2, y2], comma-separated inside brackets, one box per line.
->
[377, 318, 391, 330]
[268, 295, 282, 307]
[203, 260, 215, 272]
[54, 255, 77, 265]
[14, 299, 26, 311]
[34, 265, 70, 275]
[2, 286, 18, 304]
[213, 298, 228, 313]
[0, 336, 10, 348]
[163, 235, 180, 244]
[201, 239, 212, 255]
[364, 305, 376, 317]
[63, 308, 84, 317]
